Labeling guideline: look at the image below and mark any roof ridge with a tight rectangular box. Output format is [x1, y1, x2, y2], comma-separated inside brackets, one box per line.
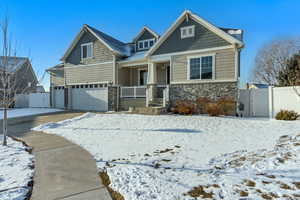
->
[85, 24, 126, 46]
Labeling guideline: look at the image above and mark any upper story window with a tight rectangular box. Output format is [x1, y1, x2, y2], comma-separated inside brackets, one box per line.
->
[188, 55, 214, 80]
[137, 38, 155, 50]
[181, 25, 195, 39]
[81, 42, 93, 59]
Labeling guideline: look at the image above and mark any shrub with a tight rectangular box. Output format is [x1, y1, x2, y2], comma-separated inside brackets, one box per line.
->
[275, 110, 300, 121]
[206, 103, 223, 116]
[217, 97, 236, 116]
[196, 97, 212, 114]
[171, 100, 196, 115]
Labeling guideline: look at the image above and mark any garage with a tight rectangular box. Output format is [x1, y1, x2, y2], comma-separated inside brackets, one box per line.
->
[53, 86, 65, 109]
[71, 85, 108, 111]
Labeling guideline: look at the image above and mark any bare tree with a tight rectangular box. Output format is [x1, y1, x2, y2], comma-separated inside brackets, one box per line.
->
[0, 16, 37, 146]
[251, 37, 300, 85]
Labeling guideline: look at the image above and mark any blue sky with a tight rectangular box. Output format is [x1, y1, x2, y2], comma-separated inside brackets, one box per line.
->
[1, 0, 300, 89]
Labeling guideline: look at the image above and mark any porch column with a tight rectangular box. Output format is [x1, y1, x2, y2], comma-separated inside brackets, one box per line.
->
[148, 62, 157, 84]
[147, 62, 157, 106]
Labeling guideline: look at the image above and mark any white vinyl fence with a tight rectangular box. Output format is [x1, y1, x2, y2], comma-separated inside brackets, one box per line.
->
[239, 86, 300, 118]
[15, 93, 50, 108]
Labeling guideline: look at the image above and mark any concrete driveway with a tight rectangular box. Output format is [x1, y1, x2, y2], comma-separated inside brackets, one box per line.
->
[3, 111, 112, 200]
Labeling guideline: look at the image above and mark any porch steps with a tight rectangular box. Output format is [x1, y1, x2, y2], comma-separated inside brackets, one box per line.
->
[148, 98, 163, 107]
[130, 106, 166, 115]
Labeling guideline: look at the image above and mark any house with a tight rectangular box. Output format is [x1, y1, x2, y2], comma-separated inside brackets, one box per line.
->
[47, 10, 244, 112]
[0, 56, 38, 106]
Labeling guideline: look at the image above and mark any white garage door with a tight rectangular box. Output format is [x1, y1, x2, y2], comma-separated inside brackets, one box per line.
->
[53, 87, 65, 109]
[71, 86, 108, 111]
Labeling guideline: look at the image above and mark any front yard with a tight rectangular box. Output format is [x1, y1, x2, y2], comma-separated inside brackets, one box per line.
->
[33, 113, 300, 199]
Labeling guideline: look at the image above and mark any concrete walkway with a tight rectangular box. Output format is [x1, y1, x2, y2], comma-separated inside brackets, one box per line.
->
[5, 112, 112, 200]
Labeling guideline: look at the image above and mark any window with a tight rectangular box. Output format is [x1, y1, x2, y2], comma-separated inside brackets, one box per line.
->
[139, 70, 148, 85]
[188, 55, 214, 80]
[137, 38, 155, 50]
[181, 25, 195, 39]
[81, 43, 93, 59]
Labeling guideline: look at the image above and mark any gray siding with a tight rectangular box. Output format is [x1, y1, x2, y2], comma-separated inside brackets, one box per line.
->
[135, 30, 157, 52]
[50, 70, 65, 86]
[152, 17, 230, 55]
[171, 48, 236, 82]
[65, 63, 113, 85]
[66, 31, 114, 65]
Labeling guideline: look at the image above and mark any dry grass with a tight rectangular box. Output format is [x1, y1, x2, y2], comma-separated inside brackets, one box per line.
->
[239, 190, 249, 197]
[99, 171, 124, 200]
[293, 182, 300, 189]
[278, 182, 294, 190]
[184, 185, 213, 199]
[244, 179, 256, 187]
[261, 193, 273, 199]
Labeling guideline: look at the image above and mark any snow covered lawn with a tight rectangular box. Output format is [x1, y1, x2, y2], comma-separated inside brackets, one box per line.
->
[0, 108, 62, 119]
[0, 136, 34, 200]
[33, 113, 300, 199]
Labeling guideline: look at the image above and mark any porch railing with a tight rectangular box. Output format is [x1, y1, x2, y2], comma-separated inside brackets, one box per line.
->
[120, 86, 147, 98]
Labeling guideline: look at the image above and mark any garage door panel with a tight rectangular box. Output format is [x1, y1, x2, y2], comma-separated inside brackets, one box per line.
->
[71, 87, 108, 111]
[54, 88, 64, 109]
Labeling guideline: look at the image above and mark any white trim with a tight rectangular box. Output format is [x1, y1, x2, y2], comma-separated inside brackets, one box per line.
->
[180, 25, 195, 39]
[146, 10, 244, 57]
[170, 79, 237, 84]
[119, 61, 148, 67]
[64, 61, 113, 69]
[80, 42, 93, 60]
[113, 55, 117, 85]
[187, 53, 215, 81]
[234, 48, 239, 81]
[150, 45, 233, 59]
[137, 38, 155, 50]
[133, 26, 160, 42]
[67, 81, 110, 86]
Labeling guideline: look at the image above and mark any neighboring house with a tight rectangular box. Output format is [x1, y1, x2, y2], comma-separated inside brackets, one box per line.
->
[246, 83, 269, 89]
[0, 57, 38, 106]
[47, 10, 244, 112]
[36, 85, 46, 93]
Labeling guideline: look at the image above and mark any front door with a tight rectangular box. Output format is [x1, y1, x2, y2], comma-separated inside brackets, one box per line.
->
[139, 70, 148, 86]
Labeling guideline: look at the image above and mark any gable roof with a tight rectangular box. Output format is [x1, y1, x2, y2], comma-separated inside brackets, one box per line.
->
[133, 26, 160, 42]
[0, 56, 38, 83]
[146, 10, 244, 57]
[61, 24, 131, 61]
[0, 56, 29, 72]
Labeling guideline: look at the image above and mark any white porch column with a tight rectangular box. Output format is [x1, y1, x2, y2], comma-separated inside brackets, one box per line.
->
[147, 61, 157, 106]
[148, 62, 157, 84]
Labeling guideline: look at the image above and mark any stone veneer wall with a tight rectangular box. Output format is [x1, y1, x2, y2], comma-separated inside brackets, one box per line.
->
[169, 81, 238, 111]
[108, 86, 118, 111]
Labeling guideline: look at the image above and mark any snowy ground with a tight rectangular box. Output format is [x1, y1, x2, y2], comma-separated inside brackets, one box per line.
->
[0, 108, 62, 119]
[0, 136, 34, 200]
[33, 113, 300, 200]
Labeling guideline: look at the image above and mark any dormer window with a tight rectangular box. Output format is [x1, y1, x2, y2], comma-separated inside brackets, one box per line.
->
[181, 25, 195, 39]
[81, 42, 93, 59]
[137, 38, 155, 50]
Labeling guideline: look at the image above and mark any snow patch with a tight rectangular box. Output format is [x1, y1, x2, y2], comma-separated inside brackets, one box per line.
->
[0, 137, 34, 200]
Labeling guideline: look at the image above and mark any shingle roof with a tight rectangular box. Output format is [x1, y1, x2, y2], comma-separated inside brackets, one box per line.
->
[219, 27, 243, 41]
[0, 56, 29, 73]
[86, 25, 131, 56]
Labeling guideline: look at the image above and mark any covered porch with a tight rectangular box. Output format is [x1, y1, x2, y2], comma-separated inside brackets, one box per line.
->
[118, 61, 170, 109]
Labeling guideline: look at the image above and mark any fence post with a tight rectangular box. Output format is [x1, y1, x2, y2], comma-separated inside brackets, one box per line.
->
[268, 86, 274, 118]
